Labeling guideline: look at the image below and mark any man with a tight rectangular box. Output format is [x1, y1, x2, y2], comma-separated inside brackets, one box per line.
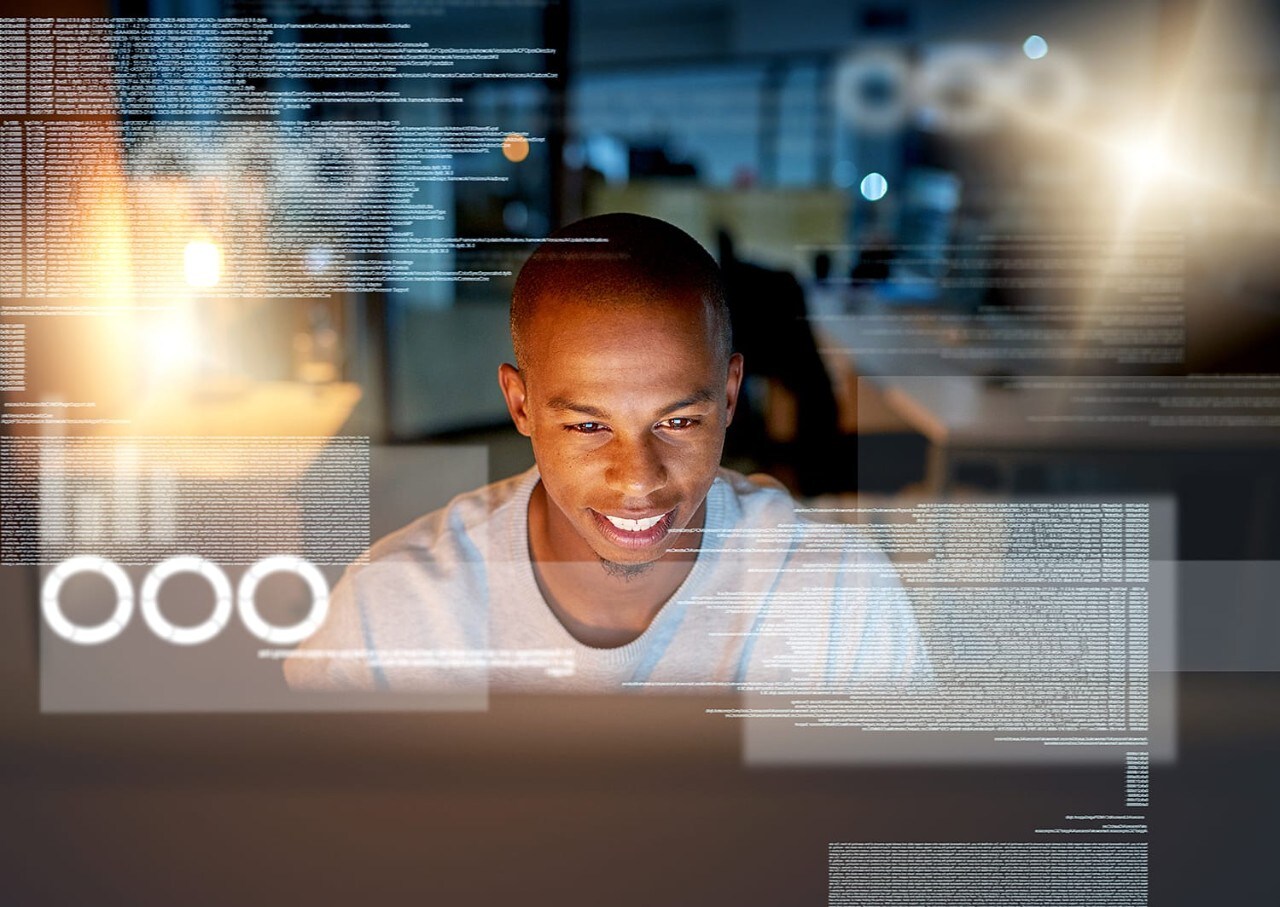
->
[286, 213, 927, 692]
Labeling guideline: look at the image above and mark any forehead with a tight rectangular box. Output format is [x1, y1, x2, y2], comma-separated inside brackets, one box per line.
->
[524, 297, 721, 402]
[528, 293, 716, 358]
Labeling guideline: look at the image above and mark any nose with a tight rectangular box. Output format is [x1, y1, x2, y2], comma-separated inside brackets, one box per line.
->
[604, 434, 668, 499]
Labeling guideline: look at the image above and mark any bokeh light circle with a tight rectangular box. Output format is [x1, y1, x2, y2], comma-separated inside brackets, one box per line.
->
[860, 172, 889, 201]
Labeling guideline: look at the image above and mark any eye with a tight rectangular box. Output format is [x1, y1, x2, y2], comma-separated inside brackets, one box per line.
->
[566, 422, 607, 434]
[662, 417, 700, 431]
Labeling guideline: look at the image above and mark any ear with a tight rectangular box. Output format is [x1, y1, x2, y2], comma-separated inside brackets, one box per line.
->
[498, 363, 533, 436]
[724, 353, 744, 427]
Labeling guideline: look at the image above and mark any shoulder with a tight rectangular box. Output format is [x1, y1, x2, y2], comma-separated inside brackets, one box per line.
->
[710, 472, 932, 686]
[712, 467, 799, 529]
[284, 468, 536, 689]
[356, 466, 535, 570]
[335, 466, 535, 617]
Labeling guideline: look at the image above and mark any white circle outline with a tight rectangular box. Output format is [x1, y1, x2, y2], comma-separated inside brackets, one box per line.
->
[237, 555, 330, 645]
[42, 556, 135, 646]
[833, 49, 913, 134]
[139, 555, 234, 646]
[914, 47, 1007, 134]
[1007, 49, 1086, 122]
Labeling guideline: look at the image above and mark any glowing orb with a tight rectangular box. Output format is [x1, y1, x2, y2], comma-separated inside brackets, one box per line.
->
[1023, 35, 1049, 60]
[184, 240, 222, 288]
[860, 172, 889, 201]
[502, 134, 530, 163]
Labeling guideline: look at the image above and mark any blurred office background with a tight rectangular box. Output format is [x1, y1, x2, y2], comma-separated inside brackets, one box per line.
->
[100, 1, 1280, 500]
[262, 0, 1280, 574]
[9, 0, 1280, 650]
[14, 0, 1280, 497]
[5, 0, 1279, 653]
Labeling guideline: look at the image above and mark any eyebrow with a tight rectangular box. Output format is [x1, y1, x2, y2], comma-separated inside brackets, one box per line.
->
[546, 388, 716, 419]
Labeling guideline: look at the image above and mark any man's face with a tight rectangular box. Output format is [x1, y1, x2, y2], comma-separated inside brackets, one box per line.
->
[499, 292, 743, 570]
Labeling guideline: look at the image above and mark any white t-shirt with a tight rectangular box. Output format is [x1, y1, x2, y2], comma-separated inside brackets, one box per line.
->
[285, 465, 929, 693]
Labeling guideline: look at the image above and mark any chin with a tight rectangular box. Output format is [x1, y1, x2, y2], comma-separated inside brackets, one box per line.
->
[593, 541, 671, 567]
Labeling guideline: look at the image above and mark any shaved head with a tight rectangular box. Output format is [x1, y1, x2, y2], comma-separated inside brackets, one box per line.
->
[497, 212, 746, 597]
[510, 213, 732, 371]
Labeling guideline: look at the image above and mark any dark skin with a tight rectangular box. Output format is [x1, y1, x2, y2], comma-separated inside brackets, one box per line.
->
[498, 289, 744, 648]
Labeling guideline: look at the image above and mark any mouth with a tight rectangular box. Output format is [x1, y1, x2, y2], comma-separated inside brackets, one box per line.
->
[589, 507, 678, 551]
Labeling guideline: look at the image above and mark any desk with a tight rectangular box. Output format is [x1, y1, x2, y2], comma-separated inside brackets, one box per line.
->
[866, 374, 1280, 493]
[810, 304, 1280, 494]
[122, 380, 363, 438]
[810, 303, 1126, 379]
[3, 381, 367, 563]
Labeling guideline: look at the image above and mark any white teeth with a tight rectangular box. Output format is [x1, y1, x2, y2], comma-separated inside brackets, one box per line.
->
[605, 512, 666, 532]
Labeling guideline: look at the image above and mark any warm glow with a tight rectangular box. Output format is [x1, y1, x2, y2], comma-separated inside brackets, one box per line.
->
[1117, 135, 1176, 185]
[184, 240, 222, 289]
[502, 134, 530, 163]
[144, 314, 199, 381]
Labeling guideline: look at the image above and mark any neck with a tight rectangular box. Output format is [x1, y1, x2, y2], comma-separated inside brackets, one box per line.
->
[527, 482, 706, 648]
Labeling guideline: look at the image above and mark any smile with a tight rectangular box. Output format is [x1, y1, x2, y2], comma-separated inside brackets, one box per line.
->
[604, 513, 665, 531]
[590, 508, 677, 550]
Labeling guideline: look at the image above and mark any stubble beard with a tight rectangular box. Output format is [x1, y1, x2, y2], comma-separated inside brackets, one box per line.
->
[597, 557, 655, 582]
